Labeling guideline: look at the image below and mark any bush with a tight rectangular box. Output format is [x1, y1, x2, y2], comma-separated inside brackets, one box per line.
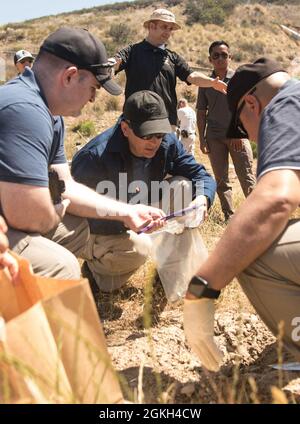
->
[184, 0, 236, 26]
[72, 120, 95, 137]
[107, 23, 135, 45]
[105, 96, 121, 112]
[180, 86, 197, 104]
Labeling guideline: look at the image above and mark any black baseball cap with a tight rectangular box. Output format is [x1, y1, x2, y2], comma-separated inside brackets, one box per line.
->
[227, 57, 285, 138]
[40, 27, 122, 96]
[123, 90, 172, 137]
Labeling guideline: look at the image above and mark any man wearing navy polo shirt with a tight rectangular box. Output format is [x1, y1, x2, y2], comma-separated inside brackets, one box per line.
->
[0, 27, 165, 280]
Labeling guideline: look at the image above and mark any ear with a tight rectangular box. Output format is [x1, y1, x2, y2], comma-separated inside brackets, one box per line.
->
[208, 55, 212, 64]
[245, 94, 260, 116]
[120, 120, 130, 137]
[62, 66, 78, 86]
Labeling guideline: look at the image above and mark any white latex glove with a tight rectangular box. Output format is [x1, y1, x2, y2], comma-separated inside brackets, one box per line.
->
[184, 195, 207, 228]
[184, 298, 223, 372]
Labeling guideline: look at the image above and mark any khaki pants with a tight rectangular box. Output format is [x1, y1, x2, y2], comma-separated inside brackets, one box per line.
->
[83, 176, 208, 292]
[238, 219, 300, 360]
[207, 137, 255, 220]
[7, 214, 89, 280]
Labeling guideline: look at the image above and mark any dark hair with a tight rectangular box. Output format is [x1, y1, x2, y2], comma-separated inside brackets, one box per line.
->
[209, 41, 229, 55]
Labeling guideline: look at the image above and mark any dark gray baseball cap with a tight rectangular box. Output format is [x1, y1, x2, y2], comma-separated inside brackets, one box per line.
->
[227, 57, 285, 138]
[40, 27, 122, 96]
[123, 90, 172, 137]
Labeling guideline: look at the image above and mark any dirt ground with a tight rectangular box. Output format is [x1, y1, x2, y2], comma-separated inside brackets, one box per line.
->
[88, 164, 300, 404]
[70, 111, 300, 404]
[91, 266, 299, 404]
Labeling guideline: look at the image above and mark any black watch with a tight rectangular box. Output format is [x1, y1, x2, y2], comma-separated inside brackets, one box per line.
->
[188, 275, 221, 299]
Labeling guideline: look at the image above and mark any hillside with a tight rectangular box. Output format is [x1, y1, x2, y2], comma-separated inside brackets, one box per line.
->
[1, 0, 300, 404]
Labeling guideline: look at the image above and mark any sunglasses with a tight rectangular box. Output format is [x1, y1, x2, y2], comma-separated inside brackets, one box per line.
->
[211, 52, 229, 60]
[141, 133, 165, 140]
[20, 58, 33, 64]
[79, 58, 116, 81]
[126, 121, 165, 140]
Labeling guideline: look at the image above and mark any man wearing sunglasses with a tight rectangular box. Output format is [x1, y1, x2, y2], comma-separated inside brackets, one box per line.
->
[72, 90, 216, 293]
[0, 28, 165, 281]
[184, 58, 300, 371]
[197, 41, 255, 222]
[14, 49, 34, 75]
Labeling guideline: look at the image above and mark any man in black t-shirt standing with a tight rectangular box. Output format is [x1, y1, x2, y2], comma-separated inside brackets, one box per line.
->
[114, 8, 227, 129]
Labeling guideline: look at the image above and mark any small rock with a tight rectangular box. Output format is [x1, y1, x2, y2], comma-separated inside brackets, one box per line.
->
[180, 383, 196, 396]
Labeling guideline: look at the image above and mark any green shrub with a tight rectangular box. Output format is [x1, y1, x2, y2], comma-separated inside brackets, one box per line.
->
[72, 120, 95, 137]
[184, 0, 236, 26]
[107, 23, 135, 45]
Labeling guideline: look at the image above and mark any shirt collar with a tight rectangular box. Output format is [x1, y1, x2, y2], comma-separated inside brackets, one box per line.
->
[20, 67, 49, 107]
[211, 68, 234, 82]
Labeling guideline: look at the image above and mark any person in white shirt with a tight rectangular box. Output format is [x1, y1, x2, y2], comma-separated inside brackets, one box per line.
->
[177, 98, 197, 156]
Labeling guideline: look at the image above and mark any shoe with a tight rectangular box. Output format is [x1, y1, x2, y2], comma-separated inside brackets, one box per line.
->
[81, 261, 100, 302]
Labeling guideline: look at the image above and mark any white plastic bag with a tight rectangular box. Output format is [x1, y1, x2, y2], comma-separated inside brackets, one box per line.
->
[150, 228, 208, 302]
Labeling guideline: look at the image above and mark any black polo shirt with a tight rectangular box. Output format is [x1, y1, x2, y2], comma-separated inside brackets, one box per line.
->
[116, 39, 193, 125]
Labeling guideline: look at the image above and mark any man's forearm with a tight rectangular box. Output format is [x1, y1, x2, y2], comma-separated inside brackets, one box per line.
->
[188, 71, 215, 87]
[192, 170, 300, 290]
[64, 180, 130, 222]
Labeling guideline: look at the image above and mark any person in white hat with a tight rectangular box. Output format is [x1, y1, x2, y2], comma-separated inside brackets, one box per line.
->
[113, 8, 227, 130]
[14, 49, 34, 74]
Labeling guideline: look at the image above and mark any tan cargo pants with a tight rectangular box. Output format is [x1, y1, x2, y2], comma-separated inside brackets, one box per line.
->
[7, 214, 89, 280]
[82, 176, 208, 292]
[238, 219, 300, 360]
[207, 137, 256, 220]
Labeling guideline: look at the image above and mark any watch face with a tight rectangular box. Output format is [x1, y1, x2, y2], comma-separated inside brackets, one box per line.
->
[188, 276, 220, 299]
[189, 281, 206, 298]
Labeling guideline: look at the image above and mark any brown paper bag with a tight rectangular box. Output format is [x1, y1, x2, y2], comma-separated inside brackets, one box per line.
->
[0, 255, 123, 404]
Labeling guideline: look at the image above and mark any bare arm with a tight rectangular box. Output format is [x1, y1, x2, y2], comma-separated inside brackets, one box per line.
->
[51, 164, 165, 232]
[196, 109, 209, 154]
[187, 71, 227, 94]
[0, 181, 61, 234]
[188, 169, 300, 293]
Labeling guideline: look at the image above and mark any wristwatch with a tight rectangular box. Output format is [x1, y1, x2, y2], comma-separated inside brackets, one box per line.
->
[188, 275, 221, 299]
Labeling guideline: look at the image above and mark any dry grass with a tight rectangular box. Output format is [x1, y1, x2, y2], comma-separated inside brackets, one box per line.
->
[1, 1, 300, 404]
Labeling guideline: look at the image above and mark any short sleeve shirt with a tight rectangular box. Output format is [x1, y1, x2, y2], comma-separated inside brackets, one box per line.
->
[257, 79, 300, 179]
[116, 40, 193, 125]
[196, 69, 234, 139]
[0, 68, 66, 187]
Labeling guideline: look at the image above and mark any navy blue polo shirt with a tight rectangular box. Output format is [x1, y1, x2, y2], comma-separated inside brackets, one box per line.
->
[0, 68, 66, 187]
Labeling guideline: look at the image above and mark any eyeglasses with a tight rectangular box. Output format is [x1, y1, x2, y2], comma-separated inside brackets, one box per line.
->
[78, 58, 116, 81]
[20, 59, 33, 64]
[126, 121, 165, 140]
[141, 133, 165, 140]
[211, 52, 229, 60]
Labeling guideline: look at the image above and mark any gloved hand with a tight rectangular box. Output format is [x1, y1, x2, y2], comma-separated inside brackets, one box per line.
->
[184, 196, 207, 228]
[184, 298, 223, 372]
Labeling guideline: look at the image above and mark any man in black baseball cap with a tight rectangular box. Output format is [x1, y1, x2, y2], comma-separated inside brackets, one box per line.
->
[72, 90, 215, 293]
[123, 90, 172, 138]
[40, 27, 122, 95]
[184, 57, 300, 372]
[226, 57, 284, 138]
[0, 29, 166, 284]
